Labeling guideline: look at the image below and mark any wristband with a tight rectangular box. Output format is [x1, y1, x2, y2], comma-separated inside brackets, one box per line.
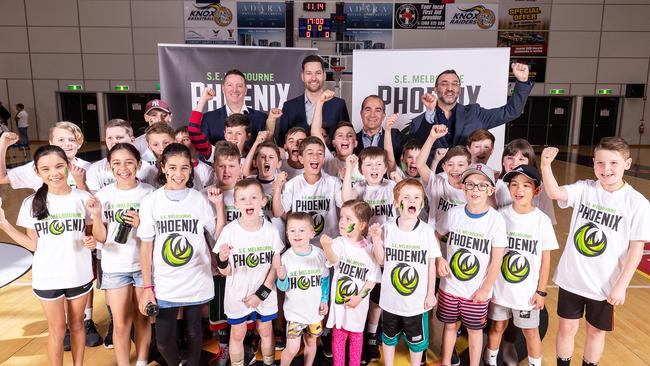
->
[216, 256, 229, 269]
[535, 290, 547, 297]
[144, 285, 155, 291]
[255, 284, 271, 301]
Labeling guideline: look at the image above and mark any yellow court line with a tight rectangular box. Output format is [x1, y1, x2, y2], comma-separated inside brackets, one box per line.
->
[635, 268, 650, 280]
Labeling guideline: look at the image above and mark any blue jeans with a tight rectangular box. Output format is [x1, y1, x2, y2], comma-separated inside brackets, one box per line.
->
[18, 127, 28, 147]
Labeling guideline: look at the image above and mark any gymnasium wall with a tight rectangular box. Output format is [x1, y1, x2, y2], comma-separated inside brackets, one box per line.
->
[0, 0, 649, 145]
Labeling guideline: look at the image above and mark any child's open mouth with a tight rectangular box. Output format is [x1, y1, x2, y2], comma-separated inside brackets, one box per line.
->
[245, 208, 254, 215]
[263, 163, 271, 174]
[408, 165, 418, 176]
[309, 161, 320, 169]
[408, 205, 417, 214]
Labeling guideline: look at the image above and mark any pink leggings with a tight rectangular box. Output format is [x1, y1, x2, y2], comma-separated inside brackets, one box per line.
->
[332, 327, 364, 366]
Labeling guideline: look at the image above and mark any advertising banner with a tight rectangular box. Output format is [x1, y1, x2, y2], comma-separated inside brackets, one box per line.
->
[344, 3, 394, 29]
[158, 44, 315, 127]
[394, 3, 445, 30]
[498, 31, 548, 56]
[445, 4, 499, 30]
[352, 48, 510, 168]
[184, 1, 237, 44]
[499, 1, 551, 30]
[509, 57, 546, 83]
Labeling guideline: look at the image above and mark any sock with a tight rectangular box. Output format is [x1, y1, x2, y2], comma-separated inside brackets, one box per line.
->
[484, 348, 498, 366]
[557, 356, 571, 366]
[366, 322, 378, 334]
[583, 360, 598, 366]
[84, 307, 93, 321]
[262, 354, 274, 365]
[529, 356, 541, 366]
[231, 352, 244, 366]
[135, 361, 148, 366]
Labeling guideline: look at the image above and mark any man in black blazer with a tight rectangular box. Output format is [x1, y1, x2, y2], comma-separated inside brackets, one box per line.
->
[408, 63, 533, 159]
[199, 69, 267, 148]
[275, 55, 349, 146]
[354, 95, 402, 162]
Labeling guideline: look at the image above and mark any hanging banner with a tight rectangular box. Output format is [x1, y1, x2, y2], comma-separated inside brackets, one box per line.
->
[184, 1, 237, 44]
[352, 48, 510, 168]
[158, 44, 315, 128]
[498, 31, 548, 56]
[499, 1, 551, 30]
[445, 3, 499, 30]
[394, 3, 446, 29]
[344, 3, 394, 29]
[509, 57, 546, 83]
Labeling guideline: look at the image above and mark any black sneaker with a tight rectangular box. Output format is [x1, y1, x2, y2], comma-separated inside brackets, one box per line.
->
[274, 329, 285, 351]
[365, 333, 380, 362]
[321, 333, 333, 358]
[103, 320, 114, 349]
[84, 319, 103, 347]
[420, 350, 427, 366]
[63, 328, 71, 351]
[451, 349, 460, 366]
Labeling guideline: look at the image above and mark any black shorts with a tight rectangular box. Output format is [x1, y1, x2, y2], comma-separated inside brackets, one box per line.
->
[370, 283, 381, 304]
[557, 287, 614, 331]
[33, 281, 93, 301]
[381, 310, 429, 352]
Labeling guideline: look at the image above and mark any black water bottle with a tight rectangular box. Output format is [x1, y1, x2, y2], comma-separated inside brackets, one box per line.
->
[114, 208, 133, 244]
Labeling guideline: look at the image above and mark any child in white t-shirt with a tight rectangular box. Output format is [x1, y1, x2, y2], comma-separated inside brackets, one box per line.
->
[215, 178, 284, 366]
[140, 122, 175, 167]
[280, 127, 306, 181]
[87, 143, 154, 366]
[174, 125, 215, 190]
[137, 143, 218, 366]
[0, 145, 95, 365]
[273, 136, 343, 247]
[370, 178, 441, 366]
[0, 122, 91, 191]
[321, 199, 381, 366]
[485, 165, 559, 366]
[86, 119, 136, 193]
[466, 129, 495, 165]
[276, 212, 329, 366]
[541, 138, 650, 366]
[436, 164, 507, 366]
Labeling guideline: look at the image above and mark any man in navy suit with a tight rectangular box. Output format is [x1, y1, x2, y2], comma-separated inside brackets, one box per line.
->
[275, 55, 349, 146]
[408, 63, 533, 160]
[199, 69, 267, 148]
[354, 95, 402, 162]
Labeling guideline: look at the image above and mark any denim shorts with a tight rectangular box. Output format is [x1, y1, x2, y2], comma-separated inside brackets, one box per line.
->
[100, 271, 144, 290]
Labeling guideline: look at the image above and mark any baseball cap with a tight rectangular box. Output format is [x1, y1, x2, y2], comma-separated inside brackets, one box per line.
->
[502, 164, 541, 188]
[461, 163, 496, 186]
[145, 99, 171, 114]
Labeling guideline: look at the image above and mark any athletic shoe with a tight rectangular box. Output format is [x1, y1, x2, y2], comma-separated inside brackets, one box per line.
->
[84, 319, 103, 347]
[216, 344, 229, 366]
[274, 329, 285, 351]
[103, 320, 114, 349]
[451, 349, 460, 366]
[63, 328, 71, 351]
[321, 333, 333, 358]
[365, 333, 380, 362]
[420, 350, 427, 366]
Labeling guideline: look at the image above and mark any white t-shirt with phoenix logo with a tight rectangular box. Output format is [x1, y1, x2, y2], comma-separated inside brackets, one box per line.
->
[137, 188, 215, 304]
[437, 205, 507, 300]
[281, 246, 329, 325]
[281, 173, 343, 247]
[95, 182, 154, 273]
[553, 180, 650, 301]
[215, 219, 284, 319]
[326, 236, 381, 332]
[493, 206, 558, 310]
[354, 179, 397, 226]
[379, 219, 441, 316]
[17, 189, 93, 290]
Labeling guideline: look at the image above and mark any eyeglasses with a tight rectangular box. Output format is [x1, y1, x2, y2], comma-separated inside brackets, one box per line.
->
[463, 181, 490, 191]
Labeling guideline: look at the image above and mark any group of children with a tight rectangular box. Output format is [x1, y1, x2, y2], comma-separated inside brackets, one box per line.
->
[0, 84, 648, 366]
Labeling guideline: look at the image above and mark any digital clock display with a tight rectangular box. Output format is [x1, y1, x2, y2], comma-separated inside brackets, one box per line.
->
[303, 2, 326, 12]
[298, 18, 331, 38]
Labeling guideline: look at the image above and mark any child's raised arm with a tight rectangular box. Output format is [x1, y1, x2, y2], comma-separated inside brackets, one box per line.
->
[242, 131, 270, 177]
[416, 124, 448, 186]
[310, 90, 336, 145]
[342, 155, 359, 201]
[271, 171, 288, 219]
[320, 234, 338, 265]
[383, 114, 398, 173]
[369, 223, 385, 265]
[265, 108, 282, 137]
[540, 147, 568, 202]
[188, 87, 216, 160]
[206, 186, 226, 239]
[0, 133, 19, 185]
[86, 195, 107, 243]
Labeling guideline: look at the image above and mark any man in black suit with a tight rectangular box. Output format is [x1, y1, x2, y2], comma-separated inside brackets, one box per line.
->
[409, 63, 533, 159]
[199, 69, 267, 148]
[354, 95, 402, 162]
[275, 55, 349, 146]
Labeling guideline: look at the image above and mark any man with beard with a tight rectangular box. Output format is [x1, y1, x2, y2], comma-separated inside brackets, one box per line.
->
[275, 55, 350, 146]
[354, 95, 403, 162]
[408, 63, 532, 160]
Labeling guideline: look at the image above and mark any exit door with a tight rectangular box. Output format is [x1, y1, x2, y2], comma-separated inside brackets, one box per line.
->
[59, 93, 100, 142]
[579, 97, 619, 146]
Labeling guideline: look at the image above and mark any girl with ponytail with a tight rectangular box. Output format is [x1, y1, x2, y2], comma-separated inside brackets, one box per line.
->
[0, 145, 96, 365]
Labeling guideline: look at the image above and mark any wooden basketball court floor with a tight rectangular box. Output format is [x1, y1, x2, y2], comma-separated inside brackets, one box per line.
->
[0, 144, 649, 366]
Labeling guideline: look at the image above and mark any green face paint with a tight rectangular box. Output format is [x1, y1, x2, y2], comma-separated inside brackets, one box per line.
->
[399, 201, 404, 212]
[346, 223, 355, 233]
[64, 167, 69, 177]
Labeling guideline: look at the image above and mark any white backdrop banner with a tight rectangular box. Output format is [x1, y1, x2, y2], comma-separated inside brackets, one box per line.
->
[352, 47, 511, 168]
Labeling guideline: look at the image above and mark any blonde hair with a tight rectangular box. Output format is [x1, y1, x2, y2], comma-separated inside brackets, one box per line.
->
[105, 118, 134, 137]
[49, 121, 84, 145]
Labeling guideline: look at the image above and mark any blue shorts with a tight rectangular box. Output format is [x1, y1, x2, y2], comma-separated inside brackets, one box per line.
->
[100, 271, 143, 290]
[228, 311, 278, 325]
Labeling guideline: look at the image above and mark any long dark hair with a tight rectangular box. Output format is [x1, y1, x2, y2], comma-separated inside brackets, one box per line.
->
[32, 145, 69, 220]
[156, 143, 194, 188]
[107, 143, 141, 163]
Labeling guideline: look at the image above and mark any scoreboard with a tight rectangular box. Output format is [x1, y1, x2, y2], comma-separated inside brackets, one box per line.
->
[298, 17, 331, 38]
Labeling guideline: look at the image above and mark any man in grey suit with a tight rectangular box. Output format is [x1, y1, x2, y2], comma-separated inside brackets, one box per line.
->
[409, 63, 532, 158]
